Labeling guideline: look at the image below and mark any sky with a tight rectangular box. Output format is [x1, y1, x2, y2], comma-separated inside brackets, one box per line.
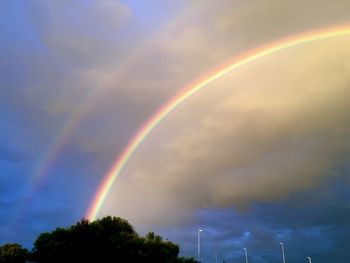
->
[1, 0, 350, 262]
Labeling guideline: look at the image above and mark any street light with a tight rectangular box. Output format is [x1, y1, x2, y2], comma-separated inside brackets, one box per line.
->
[307, 256, 312, 263]
[198, 229, 203, 262]
[243, 248, 248, 263]
[280, 243, 286, 263]
[214, 253, 218, 263]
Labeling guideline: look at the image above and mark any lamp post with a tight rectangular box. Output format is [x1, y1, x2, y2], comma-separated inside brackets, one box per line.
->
[243, 248, 248, 263]
[280, 243, 286, 263]
[307, 256, 312, 263]
[198, 229, 203, 262]
[214, 253, 218, 263]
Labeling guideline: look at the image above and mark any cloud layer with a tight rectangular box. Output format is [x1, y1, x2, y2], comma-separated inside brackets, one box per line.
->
[102, 36, 350, 228]
[2, 1, 350, 262]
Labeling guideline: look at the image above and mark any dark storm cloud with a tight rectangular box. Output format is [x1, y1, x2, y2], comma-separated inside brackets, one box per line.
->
[158, 178, 350, 262]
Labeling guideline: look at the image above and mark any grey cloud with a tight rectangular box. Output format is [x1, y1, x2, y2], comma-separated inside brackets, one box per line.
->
[28, 0, 132, 68]
[102, 36, 350, 231]
[73, 0, 350, 165]
[158, 179, 350, 262]
[12, 0, 350, 163]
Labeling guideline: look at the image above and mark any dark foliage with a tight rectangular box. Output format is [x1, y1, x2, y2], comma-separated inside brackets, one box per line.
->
[0, 243, 30, 263]
[178, 257, 198, 263]
[30, 216, 197, 263]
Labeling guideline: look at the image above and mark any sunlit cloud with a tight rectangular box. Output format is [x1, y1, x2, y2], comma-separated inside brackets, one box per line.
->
[102, 36, 350, 229]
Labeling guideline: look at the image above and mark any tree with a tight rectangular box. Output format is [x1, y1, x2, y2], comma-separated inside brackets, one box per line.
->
[0, 243, 30, 263]
[32, 216, 138, 262]
[140, 232, 180, 263]
[31, 216, 193, 263]
[178, 256, 198, 263]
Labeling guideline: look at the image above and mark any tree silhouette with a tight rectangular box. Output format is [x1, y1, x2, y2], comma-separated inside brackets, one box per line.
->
[0, 243, 30, 263]
[31, 216, 197, 263]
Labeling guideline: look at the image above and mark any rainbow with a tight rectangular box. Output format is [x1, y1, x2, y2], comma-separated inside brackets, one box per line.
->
[9, 6, 199, 233]
[24, 3, 196, 190]
[86, 24, 350, 220]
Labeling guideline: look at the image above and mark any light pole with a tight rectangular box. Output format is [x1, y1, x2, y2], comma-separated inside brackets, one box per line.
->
[307, 256, 312, 263]
[243, 248, 248, 263]
[198, 229, 203, 262]
[280, 243, 286, 263]
[214, 253, 218, 263]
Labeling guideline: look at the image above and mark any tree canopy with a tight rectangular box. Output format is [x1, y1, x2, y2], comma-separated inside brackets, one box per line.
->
[29, 216, 197, 263]
[0, 243, 30, 263]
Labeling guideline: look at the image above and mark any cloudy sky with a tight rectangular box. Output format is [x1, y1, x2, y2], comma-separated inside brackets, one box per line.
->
[2, 0, 350, 262]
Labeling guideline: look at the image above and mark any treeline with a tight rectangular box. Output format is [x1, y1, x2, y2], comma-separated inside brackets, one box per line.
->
[0, 216, 197, 263]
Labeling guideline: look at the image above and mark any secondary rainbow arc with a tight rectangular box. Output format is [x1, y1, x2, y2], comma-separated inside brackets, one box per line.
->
[86, 24, 350, 220]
